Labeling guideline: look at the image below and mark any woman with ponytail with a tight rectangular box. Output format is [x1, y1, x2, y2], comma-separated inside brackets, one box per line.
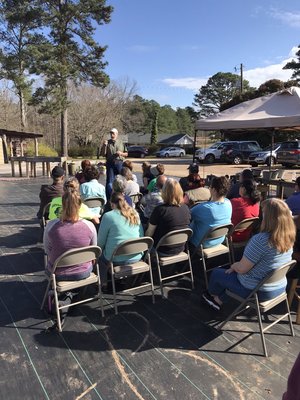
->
[98, 192, 143, 286]
[44, 178, 97, 281]
[230, 179, 260, 242]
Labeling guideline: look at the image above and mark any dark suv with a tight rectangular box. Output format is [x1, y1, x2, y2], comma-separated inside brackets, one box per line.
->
[220, 141, 261, 165]
[276, 140, 300, 167]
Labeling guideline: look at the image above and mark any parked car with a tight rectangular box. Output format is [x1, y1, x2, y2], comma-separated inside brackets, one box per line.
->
[277, 140, 300, 167]
[195, 141, 234, 163]
[220, 141, 262, 165]
[156, 147, 185, 157]
[248, 143, 282, 167]
[127, 145, 148, 158]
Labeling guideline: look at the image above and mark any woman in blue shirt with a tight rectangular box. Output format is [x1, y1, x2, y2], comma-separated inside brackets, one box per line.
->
[202, 198, 296, 310]
[98, 192, 143, 287]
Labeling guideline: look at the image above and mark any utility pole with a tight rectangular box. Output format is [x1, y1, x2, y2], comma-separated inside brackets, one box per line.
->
[240, 63, 244, 94]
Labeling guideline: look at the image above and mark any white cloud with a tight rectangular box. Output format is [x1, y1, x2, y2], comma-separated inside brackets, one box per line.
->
[162, 77, 208, 91]
[162, 48, 298, 92]
[126, 45, 157, 53]
[269, 9, 300, 28]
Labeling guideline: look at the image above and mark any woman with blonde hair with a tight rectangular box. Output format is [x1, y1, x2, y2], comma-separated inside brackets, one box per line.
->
[98, 192, 143, 286]
[44, 179, 97, 281]
[202, 198, 296, 311]
[146, 178, 191, 255]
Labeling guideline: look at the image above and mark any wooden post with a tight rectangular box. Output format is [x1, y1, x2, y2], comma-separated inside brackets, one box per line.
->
[20, 140, 24, 156]
[18, 161, 22, 177]
[34, 138, 39, 156]
[11, 159, 15, 177]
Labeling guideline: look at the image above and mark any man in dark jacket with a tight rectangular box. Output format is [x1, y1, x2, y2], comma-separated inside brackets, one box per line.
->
[37, 166, 65, 220]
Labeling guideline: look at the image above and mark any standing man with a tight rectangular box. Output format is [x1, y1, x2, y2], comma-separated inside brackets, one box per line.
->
[101, 128, 128, 198]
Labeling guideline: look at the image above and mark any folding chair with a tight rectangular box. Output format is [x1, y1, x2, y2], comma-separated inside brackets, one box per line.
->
[83, 197, 105, 215]
[108, 237, 154, 314]
[41, 245, 103, 332]
[230, 217, 260, 262]
[193, 223, 233, 289]
[288, 278, 300, 324]
[154, 228, 194, 297]
[41, 202, 52, 228]
[218, 260, 296, 357]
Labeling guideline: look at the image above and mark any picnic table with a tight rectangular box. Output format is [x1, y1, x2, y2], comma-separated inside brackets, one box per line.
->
[10, 156, 67, 177]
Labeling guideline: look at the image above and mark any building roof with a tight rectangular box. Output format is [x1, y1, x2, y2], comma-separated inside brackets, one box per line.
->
[128, 132, 193, 146]
[0, 128, 43, 139]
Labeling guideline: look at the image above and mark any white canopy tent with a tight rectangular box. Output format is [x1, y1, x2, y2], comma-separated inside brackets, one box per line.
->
[195, 87, 300, 131]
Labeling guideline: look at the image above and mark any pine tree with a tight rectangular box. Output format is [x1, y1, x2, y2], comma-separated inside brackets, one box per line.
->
[30, 0, 113, 156]
[150, 110, 158, 145]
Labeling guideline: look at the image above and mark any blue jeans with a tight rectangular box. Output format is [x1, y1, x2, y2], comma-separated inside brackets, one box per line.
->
[55, 265, 93, 282]
[106, 160, 123, 198]
[208, 268, 285, 303]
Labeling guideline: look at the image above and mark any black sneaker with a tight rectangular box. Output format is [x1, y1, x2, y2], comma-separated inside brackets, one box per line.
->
[202, 291, 221, 311]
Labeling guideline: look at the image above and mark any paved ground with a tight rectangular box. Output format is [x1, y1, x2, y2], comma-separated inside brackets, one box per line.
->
[0, 158, 300, 399]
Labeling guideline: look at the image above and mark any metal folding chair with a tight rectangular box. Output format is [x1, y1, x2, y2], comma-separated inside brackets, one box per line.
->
[193, 223, 233, 289]
[107, 237, 154, 315]
[154, 228, 194, 297]
[230, 217, 260, 262]
[218, 260, 296, 357]
[83, 197, 105, 215]
[41, 202, 52, 228]
[41, 245, 103, 332]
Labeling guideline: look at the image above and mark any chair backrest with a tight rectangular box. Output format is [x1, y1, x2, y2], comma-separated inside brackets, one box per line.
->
[42, 202, 52, 227]
[202, 223, 233, 242]
[130, 192, 143, 204]
[111, 237, 153, 260]
[156, 228, 193, 250]
[231, 217, 260, 234]
[83, 197, 105, 209]
[53, 245, 102, 271]
[262, 260, 297, 286]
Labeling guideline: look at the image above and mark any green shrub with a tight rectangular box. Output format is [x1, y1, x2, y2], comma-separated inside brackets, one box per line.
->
[147, 144, 160, 155]
[25, 142, 58, 157]
[68, 145, 96, 158]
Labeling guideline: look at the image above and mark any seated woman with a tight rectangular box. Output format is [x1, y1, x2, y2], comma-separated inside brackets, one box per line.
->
[202, 198, 296, 311]
[98, 192, 143, 287]
[44, 179, 97, 281]
[48, 177, 99, 225]
[120, 166, 140, 196]
[141, 161, 154, 193]
[75, 159, 91, 184]
[230, 179, 260, 242]
[146, 178, 191, 256]
[80, 166, 106, 216]
[122, 160, 138, 183]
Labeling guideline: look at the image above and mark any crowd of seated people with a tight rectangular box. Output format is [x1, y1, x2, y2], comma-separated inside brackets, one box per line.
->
[40, 161, 300, 328]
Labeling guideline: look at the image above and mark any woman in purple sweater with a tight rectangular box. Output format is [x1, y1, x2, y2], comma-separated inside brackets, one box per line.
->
[44, 178, 97, 281]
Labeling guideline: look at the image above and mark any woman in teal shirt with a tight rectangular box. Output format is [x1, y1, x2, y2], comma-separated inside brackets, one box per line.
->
[98, 192, 143, 287]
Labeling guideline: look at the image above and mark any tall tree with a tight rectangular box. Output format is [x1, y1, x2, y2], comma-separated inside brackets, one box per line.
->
[0, 0, 43, 129]
[176, 107, 193, 135]
[193, 72, 251, 117]
[284, 45, 300, 81]
[150, 110, 158, 144]
[31, 0, 113, 156]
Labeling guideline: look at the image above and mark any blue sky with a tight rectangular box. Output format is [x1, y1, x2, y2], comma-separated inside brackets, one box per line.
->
[96, 0, 300, 109]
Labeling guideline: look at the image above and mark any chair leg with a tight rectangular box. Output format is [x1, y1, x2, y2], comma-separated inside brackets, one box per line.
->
[285, 298, 295, 336]
[188, 254, 194, 290]
[53, 289, 63, 332]
[111, 275, 118, 315]
[296, 297, 300, 325]
[41, 280, 51, 310]
[202, 256, 209, 290]
[156, 252, 164, 298]
[288, 279, 298, 306]
[149, 267, 155, 304]
[96, 272, 104, 317]
[218, 300, 246, 330]
[255, 296, 268, 357]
